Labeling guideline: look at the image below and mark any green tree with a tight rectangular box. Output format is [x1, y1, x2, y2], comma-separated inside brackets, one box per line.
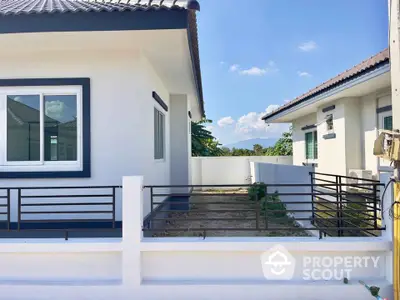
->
[253, 144, 264, 156]
[220, 147, 232, 156]
[191, 119, 223, 156]
[266, 127, 293, 156]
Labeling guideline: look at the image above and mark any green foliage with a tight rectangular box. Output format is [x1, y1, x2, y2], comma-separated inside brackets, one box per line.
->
[264, 127, 293, 156]
[261, 192, 287, 218]
[253, 144, 264, 156]
[220, 128, 293, 157]
[247, 184, 287, 217]
[191, 118, 224, 157]
[248, 182, 267, 201]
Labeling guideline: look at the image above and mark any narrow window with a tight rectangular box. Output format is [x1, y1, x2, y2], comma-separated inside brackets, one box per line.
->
[305, 131, 318, 159]
[154, 108, 165, 160]
[384, 116, 393, 131]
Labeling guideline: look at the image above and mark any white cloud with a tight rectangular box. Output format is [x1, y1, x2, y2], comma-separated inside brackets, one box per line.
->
[240, 67, 267, 76]
[45, 100, 65, 119]
[217, 116, 235, 127]
[232, 60, 279, 76]
[234, 105, 288, 138]
[230, 64, 240, 72]
[297, 71, 312, 77]
[298, 41, 317, 52]
[211, 106, 290, 145]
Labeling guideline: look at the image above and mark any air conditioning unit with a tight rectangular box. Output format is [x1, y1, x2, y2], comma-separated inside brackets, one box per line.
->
[347, 169, 373, 190]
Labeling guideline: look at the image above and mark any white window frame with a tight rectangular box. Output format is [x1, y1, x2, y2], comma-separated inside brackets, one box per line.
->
[380, 111, 392, 131]
[0, 86, 83, 172]
[304, 129, 318, 164]
[154, 107, 165, 161]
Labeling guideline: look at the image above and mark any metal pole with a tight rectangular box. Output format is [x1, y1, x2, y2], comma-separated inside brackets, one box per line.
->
[338, 176, 344, 237]
[17, 189, 21, 231]
[335, 176, 341, 237]
[373, 184, 378, 230]
[310, 172, 315, 225]
[255, 191, 260, 230]
[112, 187, 116, 229]
[6, 189, 10, 231]
[389, 1, 400, 298]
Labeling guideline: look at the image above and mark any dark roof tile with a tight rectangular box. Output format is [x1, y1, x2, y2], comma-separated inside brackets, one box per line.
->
[0, 0, 204, 117]
[262, 48, 390, 121]
[0, 0, 197, 15]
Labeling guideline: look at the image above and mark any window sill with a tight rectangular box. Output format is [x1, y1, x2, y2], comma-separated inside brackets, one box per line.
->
[0, 170, 90, 179]
[154, 159, 166, 164]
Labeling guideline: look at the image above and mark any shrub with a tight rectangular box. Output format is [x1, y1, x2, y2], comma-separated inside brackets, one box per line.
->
[261, 192, 287, 218]
[248, 182, 267, 201]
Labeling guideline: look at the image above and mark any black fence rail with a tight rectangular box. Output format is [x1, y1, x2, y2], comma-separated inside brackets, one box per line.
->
[0, 185, 121, 239]
[0, 188, 11, 230]
[310, 172, 383, 237]
[143, 180, 385, 238]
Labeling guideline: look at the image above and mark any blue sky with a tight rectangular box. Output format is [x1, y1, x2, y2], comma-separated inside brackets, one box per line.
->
[196, 0, 389, 145]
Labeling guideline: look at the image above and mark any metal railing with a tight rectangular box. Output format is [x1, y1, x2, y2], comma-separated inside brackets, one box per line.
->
[310, 172, 383, 237]
[0, 185, 121, 239]
[143, 179, 384, 238]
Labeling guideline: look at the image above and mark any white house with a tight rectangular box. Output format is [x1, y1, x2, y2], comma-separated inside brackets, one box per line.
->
[0, 0, 203, 226]
[262, 49, 391, 180]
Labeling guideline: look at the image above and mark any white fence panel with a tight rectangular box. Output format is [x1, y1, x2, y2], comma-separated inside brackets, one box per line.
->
[252, 163, 314, 226]
[191, 156, 292, 186]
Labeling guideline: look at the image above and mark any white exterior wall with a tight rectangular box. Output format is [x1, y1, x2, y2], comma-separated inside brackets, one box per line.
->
[191, 156, 293, 186]
[170, 95, 190, 186]
[291, 90, 392, 178]
[316, 100, 346, 175]
[0, 50, 175, 220]
[361, 93, 378, 175]
[292, 113, 317, 166]
[344, 98, 362, 171]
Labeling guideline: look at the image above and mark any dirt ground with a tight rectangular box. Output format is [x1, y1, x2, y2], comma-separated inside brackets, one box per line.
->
[152, 190, 311, 237]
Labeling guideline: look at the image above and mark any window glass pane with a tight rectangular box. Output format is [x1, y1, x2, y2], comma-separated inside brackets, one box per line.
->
[44, 95, 77, 161]
[314, 131, 318, 159]
[154, 108, 158, 159]
[154, 108, 165, 160]
[7, 95, 41, 161]
[305, 131, 317, 160]
[305, 132, 312, 159]
[384, 116, 393, 131]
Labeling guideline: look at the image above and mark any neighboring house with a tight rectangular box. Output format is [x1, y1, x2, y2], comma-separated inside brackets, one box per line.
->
[0, 0, 203, 222]
[262, 49, 391, 180]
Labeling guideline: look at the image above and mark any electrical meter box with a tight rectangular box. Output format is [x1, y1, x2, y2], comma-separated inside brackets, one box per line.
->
[374, 130, 400, 161]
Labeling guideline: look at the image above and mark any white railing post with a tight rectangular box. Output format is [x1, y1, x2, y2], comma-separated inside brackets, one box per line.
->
[122, 176, 143, 287]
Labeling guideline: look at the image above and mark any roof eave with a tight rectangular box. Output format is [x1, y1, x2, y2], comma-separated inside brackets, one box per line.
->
[262, 59, 390, 123]
[0, 5, 204, 117]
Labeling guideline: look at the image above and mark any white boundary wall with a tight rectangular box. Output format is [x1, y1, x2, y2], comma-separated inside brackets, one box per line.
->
[191, 156, 293, 186]
[0, 176, 393, 300]
[251, 162, 314, 225]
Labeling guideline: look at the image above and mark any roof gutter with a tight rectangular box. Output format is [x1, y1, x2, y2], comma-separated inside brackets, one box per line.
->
[262, 60, 390, 123]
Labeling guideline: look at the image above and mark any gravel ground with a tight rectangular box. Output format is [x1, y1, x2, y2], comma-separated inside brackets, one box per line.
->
[152, 191, 311, 237]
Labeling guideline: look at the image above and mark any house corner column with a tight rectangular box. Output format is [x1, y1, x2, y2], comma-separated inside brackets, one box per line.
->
[169, 94, 190, 210]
